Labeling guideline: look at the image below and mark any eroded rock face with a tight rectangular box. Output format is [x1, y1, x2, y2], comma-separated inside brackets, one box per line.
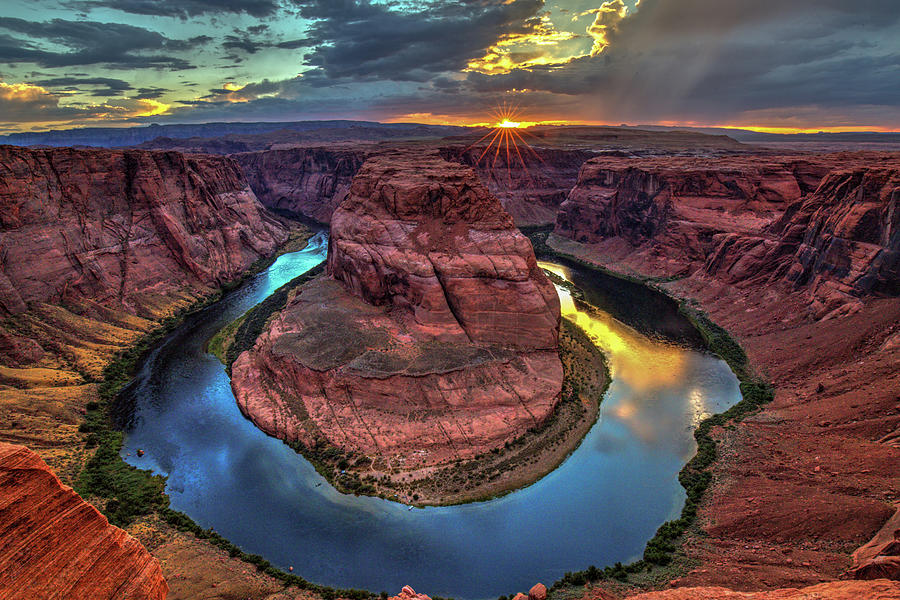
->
[702, 163, 900, 317]
[555, 155, 828, 273]
[328, 151, 560, 350]
[232, 151, 562, 469]
[234, 147, 366, 223]
[0, 443, 167, 600]
[0, 146, 288, 317]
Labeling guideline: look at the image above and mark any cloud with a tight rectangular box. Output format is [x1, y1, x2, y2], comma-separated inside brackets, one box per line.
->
[462, 0, 900, 126]
[0, 17, 206, 70]
[583, 0, 627, 56]
[295, 0, 545, 82]
[31, 76, 134, 97]
[0, 80, 169, 126]
[66, 0, 283, 19]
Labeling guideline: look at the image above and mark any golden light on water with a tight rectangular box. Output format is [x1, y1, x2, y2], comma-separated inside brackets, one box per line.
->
[539, 262, 687, 392]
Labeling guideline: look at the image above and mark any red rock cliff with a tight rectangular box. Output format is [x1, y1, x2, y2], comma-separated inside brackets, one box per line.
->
[233, 147, 366, 223]
[554, 155, 829, 273]
[0, 442, 167, 600]
[704, 164, 900, 315]
[0, 146, 288, 317]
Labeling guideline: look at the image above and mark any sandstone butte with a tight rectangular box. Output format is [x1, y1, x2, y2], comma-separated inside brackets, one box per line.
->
[0, 442, 167, 600]
[231, 151, 562, 469]
[548, 151, 900, 591]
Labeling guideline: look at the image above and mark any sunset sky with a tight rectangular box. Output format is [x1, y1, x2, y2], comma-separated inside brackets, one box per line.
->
[1, 0, 898, 133]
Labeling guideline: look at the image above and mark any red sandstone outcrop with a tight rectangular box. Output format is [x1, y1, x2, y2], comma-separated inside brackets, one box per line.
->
[0, 146, 288, 318]
[390, 585, 432, 600]
[328, 152, 559, 350]
[0, 442, 167, 600]
[528, 582, 548, 600]
[232, 152, 562, 470]
[234, 148, 366, 223]
[847, 506, 900, 580]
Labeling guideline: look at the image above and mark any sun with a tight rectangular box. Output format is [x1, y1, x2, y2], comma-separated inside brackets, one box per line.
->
[460, 102, 543, 189]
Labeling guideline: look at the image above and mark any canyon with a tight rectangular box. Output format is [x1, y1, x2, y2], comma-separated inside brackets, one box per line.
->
[545, 151, 900, 594]
[0, 132, 898, 600]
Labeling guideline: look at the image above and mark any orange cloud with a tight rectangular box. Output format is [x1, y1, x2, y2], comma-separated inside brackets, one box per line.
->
[465, 16, 582, 75]
[583, 0, 629, 56]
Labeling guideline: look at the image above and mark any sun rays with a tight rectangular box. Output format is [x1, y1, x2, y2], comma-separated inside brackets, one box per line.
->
[463, 102, 544, 188]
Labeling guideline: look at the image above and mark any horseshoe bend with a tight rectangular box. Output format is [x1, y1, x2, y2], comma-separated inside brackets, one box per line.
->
[227, 152, 589, 504]
[0, 24, 900, 599]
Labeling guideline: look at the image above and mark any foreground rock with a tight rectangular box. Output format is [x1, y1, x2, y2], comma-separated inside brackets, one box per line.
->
[0, 443, 167, 599]
[623, 580, 900, 599]
[0, 146, 288, 318]
[232, 151, 562, 477]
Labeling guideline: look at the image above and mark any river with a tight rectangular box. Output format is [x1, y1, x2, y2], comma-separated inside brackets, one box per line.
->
[120, 232, 740, 600]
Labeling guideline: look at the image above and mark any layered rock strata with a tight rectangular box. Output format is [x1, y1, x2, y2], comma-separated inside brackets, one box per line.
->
[233, 148, 367, 223]
[0, 442, 167, 600]
[554, 155, 831, 274]
[0, 146, 288, 318]
[232, 152, 562, 469]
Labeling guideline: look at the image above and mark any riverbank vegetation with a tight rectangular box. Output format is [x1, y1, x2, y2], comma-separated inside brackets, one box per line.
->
[67, 228, 393, 600]
[521, 227, 775, 594]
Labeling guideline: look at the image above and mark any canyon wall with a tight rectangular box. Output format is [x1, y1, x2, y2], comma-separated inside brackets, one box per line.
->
[554, 155, 830, 274]
[703, 164, 900, 317]
[554, 153, 900, 311]
[0, 146, 288, 318]
[547, 152, 900, 592]
[440, 146, 594, 225]
[233, 147, 367, 223]
[0, 442, 167, 600]
[232, 151, 563, 470]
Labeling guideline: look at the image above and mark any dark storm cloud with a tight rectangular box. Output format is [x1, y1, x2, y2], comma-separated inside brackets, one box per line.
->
[134, 86, 170, 99]
[0, 17, 206, 70]
[295, 0, 545, 82]
[66, 0, 284, 19]
[464, 0, 900, 123]
[31, 76, 133, 97]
